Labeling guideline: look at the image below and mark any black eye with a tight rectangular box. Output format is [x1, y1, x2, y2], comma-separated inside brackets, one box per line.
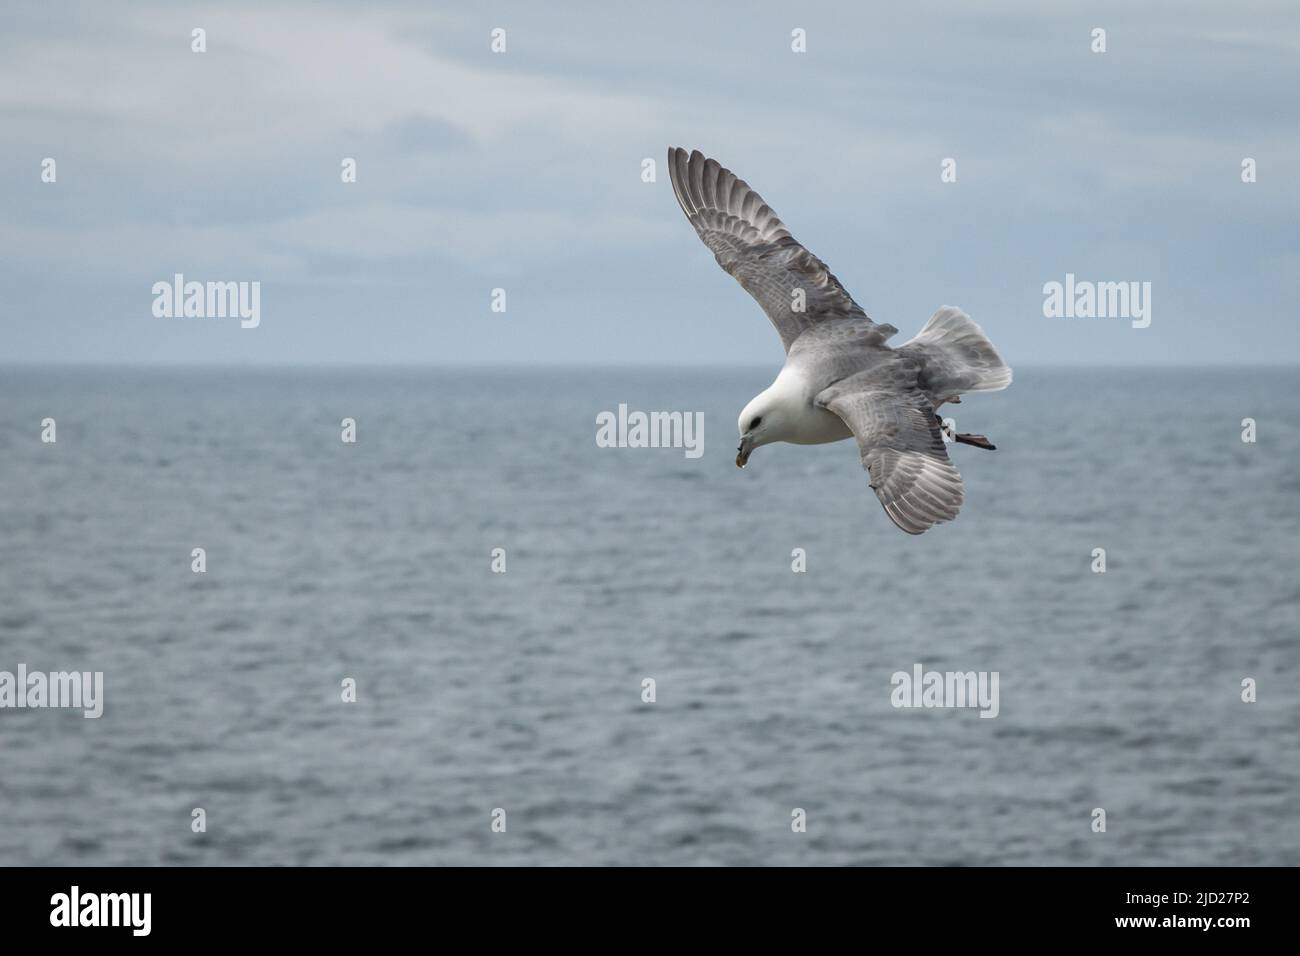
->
[750, 416, 762, 429]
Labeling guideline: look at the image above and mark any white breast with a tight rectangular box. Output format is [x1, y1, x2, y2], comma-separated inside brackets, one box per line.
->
[786, 403, 854, 445]
[769, 368, 854, 446]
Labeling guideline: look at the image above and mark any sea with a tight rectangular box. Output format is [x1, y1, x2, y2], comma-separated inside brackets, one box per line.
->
[0, 365, 1296, 865]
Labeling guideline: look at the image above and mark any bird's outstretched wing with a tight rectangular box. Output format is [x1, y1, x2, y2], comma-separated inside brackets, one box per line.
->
[818, 370, 964, 535]
[668, 147, 875, 352]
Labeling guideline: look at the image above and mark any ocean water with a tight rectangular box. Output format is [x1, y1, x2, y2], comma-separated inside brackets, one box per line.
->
[0, 365, 1296, 866]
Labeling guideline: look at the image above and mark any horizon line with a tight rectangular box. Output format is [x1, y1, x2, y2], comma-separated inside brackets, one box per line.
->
[1, 361, 1298, 371]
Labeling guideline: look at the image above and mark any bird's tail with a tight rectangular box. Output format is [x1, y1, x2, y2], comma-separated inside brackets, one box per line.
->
[900, 306, 1012, 396]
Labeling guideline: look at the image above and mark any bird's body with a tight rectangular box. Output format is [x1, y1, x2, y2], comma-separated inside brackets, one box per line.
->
[743, 366, 853, 446]
[668, 147, 1012, 534]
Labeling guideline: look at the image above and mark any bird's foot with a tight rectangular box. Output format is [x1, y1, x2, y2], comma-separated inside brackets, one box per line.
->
[954, 432, 996, 451]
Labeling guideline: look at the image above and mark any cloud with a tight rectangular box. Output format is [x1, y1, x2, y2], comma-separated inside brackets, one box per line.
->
[383, 115, 474, 154]
[1, 0, 1298, 364]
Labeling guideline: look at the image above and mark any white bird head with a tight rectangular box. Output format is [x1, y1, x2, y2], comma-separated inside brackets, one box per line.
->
[736, 392, 779, 468]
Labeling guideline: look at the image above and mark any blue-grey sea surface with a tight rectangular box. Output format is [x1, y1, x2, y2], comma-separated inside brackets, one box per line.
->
[0, 366, 1296, 865]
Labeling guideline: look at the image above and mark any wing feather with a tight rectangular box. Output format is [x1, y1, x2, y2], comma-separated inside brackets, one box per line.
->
[818, 375, 964, 535]
[668, 147, 874, 352]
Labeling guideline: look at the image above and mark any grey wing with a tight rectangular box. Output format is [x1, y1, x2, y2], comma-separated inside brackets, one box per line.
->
[818, 374, 964, 535]
[668, 147, 874, 352]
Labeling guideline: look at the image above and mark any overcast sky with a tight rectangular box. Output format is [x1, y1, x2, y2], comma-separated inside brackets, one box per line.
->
[2, 0, 1298, 366]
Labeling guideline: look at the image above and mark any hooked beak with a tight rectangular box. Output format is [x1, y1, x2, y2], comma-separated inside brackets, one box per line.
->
[736, 434, 754, 468]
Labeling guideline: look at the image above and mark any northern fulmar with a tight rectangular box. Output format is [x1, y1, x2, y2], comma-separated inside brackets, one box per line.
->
[668, 147, 1012, 535]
